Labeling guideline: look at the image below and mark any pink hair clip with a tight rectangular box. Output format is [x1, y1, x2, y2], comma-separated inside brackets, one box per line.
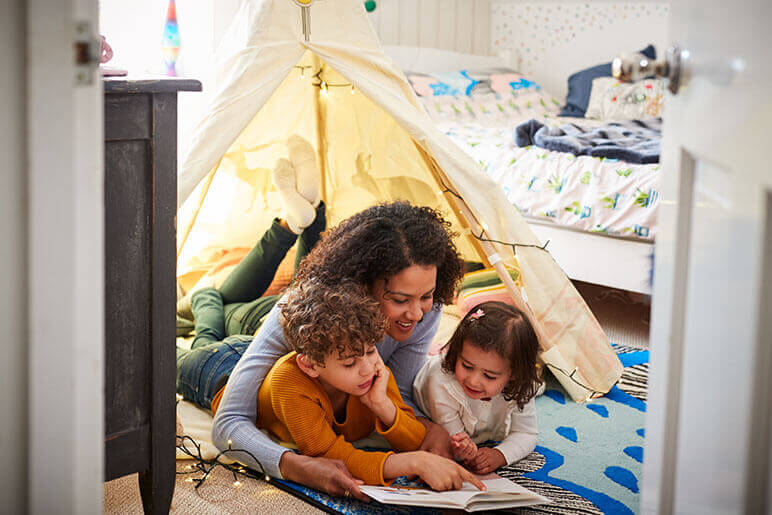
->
[469, 308, 485, 321]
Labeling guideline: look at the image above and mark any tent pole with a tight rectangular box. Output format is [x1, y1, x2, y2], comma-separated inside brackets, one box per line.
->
[421, 152, 552, 348]
[313, 55, 327, 204]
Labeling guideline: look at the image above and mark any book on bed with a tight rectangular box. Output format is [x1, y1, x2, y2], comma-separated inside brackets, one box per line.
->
[359, 477, 550, 512]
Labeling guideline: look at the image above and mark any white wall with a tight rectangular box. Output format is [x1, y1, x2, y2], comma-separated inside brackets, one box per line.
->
[490, 1, 670, 100]
[0, 0, 27, 513]
[100, 0, 240, 166]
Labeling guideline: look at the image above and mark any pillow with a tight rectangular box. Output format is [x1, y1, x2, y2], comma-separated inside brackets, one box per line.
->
[559, 44, 657, 118]
[455, 267, 520, 317]
[407, 69, 561, 124]
[585, 77, 664, 120]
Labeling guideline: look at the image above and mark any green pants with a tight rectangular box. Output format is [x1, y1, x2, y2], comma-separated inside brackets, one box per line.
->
[189, 202, 326, 347]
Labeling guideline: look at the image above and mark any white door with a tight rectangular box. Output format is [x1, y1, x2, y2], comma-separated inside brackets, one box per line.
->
[26, 0, 104, 512]
[643, 1, 772, 514]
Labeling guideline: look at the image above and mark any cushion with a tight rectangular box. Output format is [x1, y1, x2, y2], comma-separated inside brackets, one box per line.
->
[559, 44, 657, 118]
[406, 68, 561, 124]
[455, 267, 520, 317]
[585, 77, 664, 120]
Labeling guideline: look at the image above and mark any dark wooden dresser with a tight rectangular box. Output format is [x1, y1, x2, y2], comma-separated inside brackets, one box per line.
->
[103, 77, 201, 513]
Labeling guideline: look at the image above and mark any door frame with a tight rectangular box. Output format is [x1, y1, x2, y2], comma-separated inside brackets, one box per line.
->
[26, 0, 104, 512]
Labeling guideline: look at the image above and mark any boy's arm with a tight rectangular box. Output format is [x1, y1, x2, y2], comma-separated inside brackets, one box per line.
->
[270, 369, 394, 486]
[374, 369, 426, 451]
[495, 398, 538, 465]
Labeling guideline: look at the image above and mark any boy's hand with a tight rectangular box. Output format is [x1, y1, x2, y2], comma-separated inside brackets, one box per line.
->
[467, 447, 506, 475]
[412, 451, 486, 492]
[360, 354, 396, 426]
[450, 432, 478, 462]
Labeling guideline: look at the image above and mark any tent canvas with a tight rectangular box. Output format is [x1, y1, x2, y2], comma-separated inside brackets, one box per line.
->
[176, 0, 622, 402]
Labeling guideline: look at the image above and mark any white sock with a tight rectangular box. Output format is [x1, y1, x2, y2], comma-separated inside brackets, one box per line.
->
[286, 134, 321, 207]
[271, 158, 315, 234]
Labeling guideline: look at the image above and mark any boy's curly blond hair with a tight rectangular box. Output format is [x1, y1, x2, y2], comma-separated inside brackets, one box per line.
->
[280, 279, 389, 364]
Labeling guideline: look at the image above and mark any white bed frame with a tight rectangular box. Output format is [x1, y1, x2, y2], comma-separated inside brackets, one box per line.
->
[382, 41, 655, 295]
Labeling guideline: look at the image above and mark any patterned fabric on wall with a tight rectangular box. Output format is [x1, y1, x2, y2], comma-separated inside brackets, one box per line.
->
[490, 2, 670, 99]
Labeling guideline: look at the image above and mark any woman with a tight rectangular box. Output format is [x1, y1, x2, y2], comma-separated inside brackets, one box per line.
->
[212, 201, 466, 500]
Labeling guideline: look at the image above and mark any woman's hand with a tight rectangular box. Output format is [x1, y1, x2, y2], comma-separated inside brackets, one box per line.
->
[418, 418, 453, 459]
[467, 447, 507, 475]
[360, 354, 397, 426]
[279, 452, 368, 501]
[412, 451, 486, 492]
[450, 432, 478, 462]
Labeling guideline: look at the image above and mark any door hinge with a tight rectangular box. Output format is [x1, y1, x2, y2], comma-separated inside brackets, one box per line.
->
[74, 21, 101, 86]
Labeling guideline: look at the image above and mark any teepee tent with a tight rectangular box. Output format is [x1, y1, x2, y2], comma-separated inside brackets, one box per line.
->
[176, 0, 622, 402]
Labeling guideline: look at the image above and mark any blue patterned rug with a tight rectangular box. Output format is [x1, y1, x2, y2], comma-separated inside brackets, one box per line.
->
[273, 344, 648, 514]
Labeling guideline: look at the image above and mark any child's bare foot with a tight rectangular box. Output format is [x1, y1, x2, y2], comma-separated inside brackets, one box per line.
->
[287, 134, 320, 207]
[272, 158, 315, 234]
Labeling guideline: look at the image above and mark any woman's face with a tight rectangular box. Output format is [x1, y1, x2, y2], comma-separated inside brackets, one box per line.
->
[371, 264, 437, 342]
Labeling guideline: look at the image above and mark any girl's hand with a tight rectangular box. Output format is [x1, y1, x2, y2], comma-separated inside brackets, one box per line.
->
[413, 452, 486, 492]
[450, 432, 478, 462]
[468, 447, 506, 475]
[360, 354, 396, 425]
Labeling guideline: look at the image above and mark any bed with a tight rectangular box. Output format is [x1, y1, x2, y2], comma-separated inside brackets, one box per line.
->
[382, 45, 659, 295]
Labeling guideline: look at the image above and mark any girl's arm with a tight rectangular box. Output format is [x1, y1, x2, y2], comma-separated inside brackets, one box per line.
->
[494, 397, 538, 465]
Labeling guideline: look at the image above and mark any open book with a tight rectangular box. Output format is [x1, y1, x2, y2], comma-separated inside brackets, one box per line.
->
[360, 477, 550, 512]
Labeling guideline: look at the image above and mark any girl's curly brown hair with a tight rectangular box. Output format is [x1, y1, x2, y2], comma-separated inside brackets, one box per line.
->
[294, 201, 464, 308]
[441, 301, 541, 410]
[280, 279, 389, 364]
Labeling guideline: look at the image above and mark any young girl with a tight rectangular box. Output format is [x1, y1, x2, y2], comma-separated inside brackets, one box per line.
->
[413, 301, 541, 474]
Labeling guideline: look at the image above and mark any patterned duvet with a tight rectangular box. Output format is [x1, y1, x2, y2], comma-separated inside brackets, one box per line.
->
[405, 70, 660, 241]
[437, 118, 660, 240]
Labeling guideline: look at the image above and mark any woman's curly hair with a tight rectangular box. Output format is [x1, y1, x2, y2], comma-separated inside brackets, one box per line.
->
[280, 279, 389, 364]
[294, 201, 464, 307]
[441, 301, 541, 410]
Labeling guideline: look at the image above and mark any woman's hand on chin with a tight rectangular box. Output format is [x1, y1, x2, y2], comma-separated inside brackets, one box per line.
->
[278, 452, 368, 501]
[417, 418, 453, 459]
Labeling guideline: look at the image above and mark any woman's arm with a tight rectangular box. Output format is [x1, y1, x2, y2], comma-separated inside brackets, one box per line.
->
[211, 304, 292, 477]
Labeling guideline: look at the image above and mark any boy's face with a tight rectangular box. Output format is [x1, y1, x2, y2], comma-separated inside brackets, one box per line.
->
[314, 344, 380, 396]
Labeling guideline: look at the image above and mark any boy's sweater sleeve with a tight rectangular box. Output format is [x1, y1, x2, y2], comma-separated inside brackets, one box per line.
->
[374, 368, 426, 450]
[495, 398, 538, 465]
[269, 366, 394, 486]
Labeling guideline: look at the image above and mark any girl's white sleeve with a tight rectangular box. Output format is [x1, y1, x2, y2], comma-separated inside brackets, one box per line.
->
[414, 366, 467, 437]
[495, 397, 538, 465]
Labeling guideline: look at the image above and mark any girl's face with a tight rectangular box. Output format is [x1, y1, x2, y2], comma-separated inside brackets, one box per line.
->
[454, 340, 511, 400]
[371, 264, 437, 342]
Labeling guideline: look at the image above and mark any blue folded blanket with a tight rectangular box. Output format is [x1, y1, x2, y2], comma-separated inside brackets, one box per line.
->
[514, 118, 662, 164]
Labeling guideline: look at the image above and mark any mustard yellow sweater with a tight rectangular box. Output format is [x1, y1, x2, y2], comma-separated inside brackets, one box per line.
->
[255, 352, 426, 485]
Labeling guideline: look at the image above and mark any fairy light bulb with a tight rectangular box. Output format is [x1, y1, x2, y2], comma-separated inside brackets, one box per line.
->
[350, 84, 355, 95]
[227, 439, 233, 448]
[233, 480, 242, 488]
[320, 81, 328, 95]
[300, 67, 305, 79]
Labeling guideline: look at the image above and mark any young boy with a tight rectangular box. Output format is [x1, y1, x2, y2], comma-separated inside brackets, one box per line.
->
[256, 279, 484, 490]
